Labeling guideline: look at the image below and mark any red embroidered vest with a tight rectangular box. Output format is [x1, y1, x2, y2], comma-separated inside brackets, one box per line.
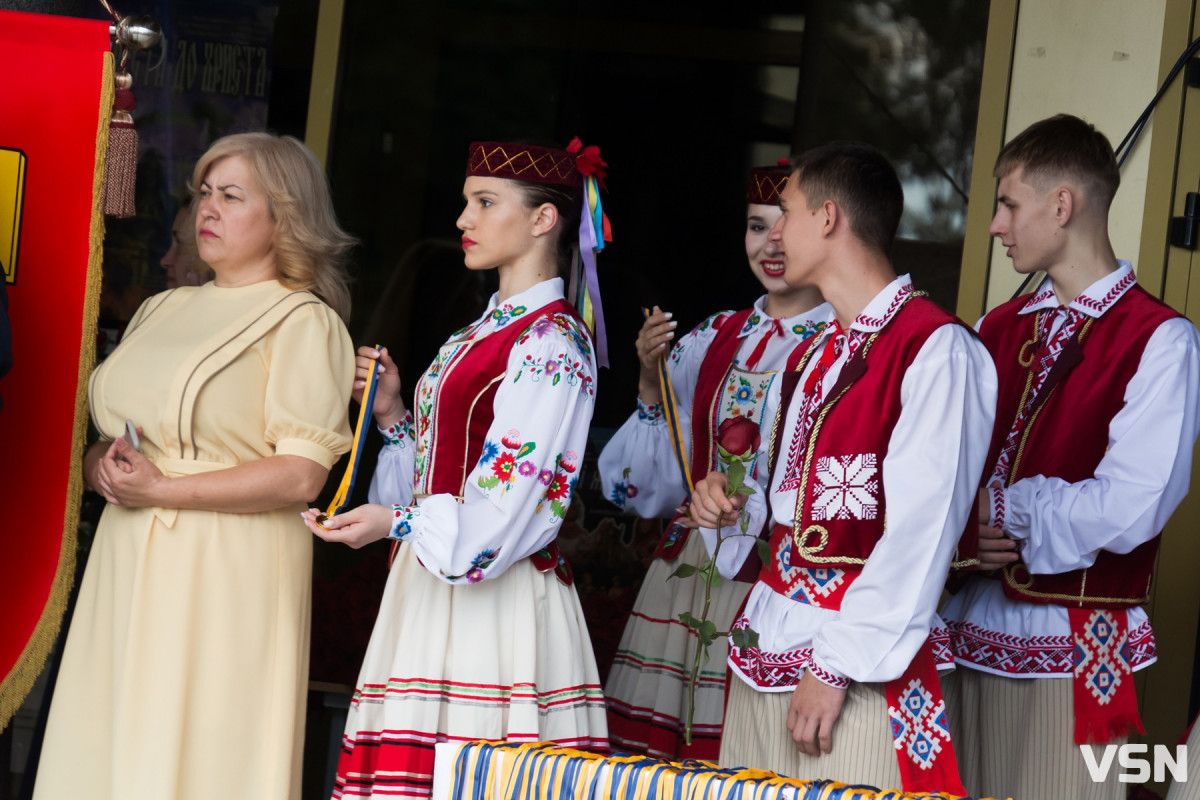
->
[978, 284, 1180, 608]
[688, 309, 755, 480]
[422, 299, 577, 495]
[760, 297, 975, 593]
[654, 309, 752, 561]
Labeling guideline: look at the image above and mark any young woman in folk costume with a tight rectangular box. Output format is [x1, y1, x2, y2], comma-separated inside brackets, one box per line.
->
[304, 139, 611, 799]
[597, 164, 830, 760]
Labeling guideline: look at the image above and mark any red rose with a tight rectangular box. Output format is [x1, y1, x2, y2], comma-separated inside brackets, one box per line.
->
[717, 417, 760, 460]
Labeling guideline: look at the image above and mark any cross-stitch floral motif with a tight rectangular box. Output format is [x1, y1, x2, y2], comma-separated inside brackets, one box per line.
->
[723, 372, 772, 420]
[477, 430, 537, 495]
[535, 451, 578, 521]
[609, 467, 639, 508]
[380, 412, 416, 449]
[388, 505, 420, 541]
[513, 352, 595, 396]
[517, 313, 593, 358]
[637, 398, 663, 423]
[442, 548, 501, 583]
[489, 303, 528, 326]
[811, 453, 879, 520]
[792, 320, 827, 339]
[739, 313, 762, 336]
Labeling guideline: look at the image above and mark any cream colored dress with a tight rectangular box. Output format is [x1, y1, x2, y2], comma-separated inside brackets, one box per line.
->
[34, 280, 353, 800]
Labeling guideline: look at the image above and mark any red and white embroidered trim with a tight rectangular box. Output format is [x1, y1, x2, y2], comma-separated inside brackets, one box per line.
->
[951, 619, 1157, 675]
[856, 282, 914, 330]
[728, 617, 848, 689]
[1072, 270, 1137, 314]
[951, 621, 1073, 674]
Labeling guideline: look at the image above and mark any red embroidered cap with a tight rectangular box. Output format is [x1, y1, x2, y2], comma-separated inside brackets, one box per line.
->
[466, 139, 608, 188]
[747, 160, 792, 205]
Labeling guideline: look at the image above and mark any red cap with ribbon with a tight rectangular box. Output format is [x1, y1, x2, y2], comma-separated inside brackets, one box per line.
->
[747, 159, 792, 206]
[464, 138, 612, 367]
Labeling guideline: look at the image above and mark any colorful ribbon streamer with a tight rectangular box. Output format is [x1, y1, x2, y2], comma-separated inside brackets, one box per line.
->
[321, 345, 381, 521]
[643, 307, 694, 496]
[576, 173, 610, 368]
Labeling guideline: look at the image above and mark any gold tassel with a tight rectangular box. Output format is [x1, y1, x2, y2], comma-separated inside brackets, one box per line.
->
[101, 70, 136, 218]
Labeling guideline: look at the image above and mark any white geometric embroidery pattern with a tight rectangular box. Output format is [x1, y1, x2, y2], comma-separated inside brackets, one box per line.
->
[1076, 610, 1129, 706]
[811, 454, 879, 520]
[889, 678, 953, 770]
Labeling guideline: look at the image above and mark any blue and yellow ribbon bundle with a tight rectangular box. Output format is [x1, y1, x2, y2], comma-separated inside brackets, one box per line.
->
[448, 742, 988, 800]
[319, 345, 381, 524]
[641, 307, 694, 496]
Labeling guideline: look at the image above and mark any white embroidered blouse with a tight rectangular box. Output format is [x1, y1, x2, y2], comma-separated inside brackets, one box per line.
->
[367, 278, 597, 585]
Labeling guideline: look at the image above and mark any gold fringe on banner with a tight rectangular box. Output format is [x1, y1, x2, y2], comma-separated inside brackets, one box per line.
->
[0, 53, 111, 732]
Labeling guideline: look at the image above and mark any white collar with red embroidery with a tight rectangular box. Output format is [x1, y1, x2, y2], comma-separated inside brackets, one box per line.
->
[848, 274, 915, 334]
[1018, 261, 1137, 319]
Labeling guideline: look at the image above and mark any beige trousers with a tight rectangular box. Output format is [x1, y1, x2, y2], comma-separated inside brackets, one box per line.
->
[719, 675, 903, 790]
[1164, 716, 1199, 800]
[945, 668, 1125, 800]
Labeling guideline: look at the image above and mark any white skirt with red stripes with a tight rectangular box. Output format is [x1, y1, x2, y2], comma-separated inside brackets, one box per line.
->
[604, 533, 753, 761]
[332, 544, 608, 799]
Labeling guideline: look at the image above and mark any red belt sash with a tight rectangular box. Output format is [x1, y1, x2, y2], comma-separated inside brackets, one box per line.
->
[756, 523, 967, 796]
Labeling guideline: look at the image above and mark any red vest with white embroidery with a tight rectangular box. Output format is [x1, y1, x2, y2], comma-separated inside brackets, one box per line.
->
[760, 297, 973, 594]
[416, 299, 583, 580]
[978, 284, 1180, 607]
[688, 309, 756, 480]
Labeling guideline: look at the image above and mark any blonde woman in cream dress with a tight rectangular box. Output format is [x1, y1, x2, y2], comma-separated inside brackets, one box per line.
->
[34, 133, 356, 800]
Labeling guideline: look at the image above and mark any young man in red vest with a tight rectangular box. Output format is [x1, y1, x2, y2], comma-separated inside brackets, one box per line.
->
[688, 141, 996, 795]
[940, 114, 1200, 800]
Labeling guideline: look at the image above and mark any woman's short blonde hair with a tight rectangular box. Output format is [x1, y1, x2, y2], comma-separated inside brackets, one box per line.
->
[189, 132, 355, 320]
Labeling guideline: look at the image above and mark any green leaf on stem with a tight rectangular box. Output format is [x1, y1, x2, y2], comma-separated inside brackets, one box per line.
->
[735, 485, 755, 496]
[669, 563, 698, 580]
[678, 611, 701, 630]
[729, 627, 760, 649]
[755, 537, 771, 565]
[726, 459, 746, 494]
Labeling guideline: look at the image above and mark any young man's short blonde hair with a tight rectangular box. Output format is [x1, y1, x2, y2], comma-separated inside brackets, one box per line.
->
[994, 114, 1120, 213]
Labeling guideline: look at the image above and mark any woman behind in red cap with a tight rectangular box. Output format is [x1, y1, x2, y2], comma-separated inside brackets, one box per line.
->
[304, 140, 610, 798]
[597, 164, 829, 760]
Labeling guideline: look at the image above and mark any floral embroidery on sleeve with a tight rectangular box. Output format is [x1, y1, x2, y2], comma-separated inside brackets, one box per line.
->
[388, 505, 420, 540]
[609, 466, 640, 508]
[441, 548, 501, 583]
[511, 313, 595, 396]
[513, 353, 595, 395]
[669, 311, 725, 365]
[636, 397, 664, 425]
[535, 450, 579, 521]
[477, 429, 537, 496]
[379, 411, 416, 448]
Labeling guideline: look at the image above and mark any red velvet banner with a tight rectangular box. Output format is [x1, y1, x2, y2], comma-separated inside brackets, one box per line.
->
[0, 10, 111, 729]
